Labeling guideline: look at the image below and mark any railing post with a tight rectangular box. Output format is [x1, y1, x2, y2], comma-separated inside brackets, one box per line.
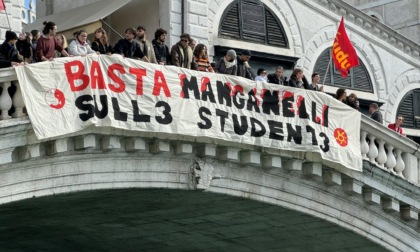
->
[384, 143, 396, 172]
[361, 115, 420, 185]
[394, 149, 405, 177]
[12, 81, 26, 118]
[376, 139, 387, 168]
[0, 81, 12, 120]
[360, 131, 369, 158]
[367, 134, 378, 163]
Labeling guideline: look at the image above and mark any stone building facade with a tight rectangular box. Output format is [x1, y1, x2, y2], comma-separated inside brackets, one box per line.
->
[0, 0, 34, 39]
[347, 0, 420, 44]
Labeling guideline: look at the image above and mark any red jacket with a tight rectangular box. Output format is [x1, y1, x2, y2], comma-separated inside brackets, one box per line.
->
[388, 123, 403, 135]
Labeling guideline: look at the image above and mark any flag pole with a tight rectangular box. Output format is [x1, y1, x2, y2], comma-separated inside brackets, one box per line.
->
[322, 56, 332, 86]
[4, 8, 11, 30]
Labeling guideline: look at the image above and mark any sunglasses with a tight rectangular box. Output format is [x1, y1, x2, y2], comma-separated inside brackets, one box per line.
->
[181, 39, 188, 42]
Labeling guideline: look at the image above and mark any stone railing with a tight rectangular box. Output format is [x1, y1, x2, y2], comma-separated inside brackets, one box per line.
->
[360, 115, 420, 184]
[0, 66, 419, 185]
[0, 67, 26, 120]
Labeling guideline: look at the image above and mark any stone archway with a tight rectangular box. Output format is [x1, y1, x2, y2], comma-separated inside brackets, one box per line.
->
[0, 188, 389, 251]
[386, 69, 420, 123]
[299, 24, 385, 99]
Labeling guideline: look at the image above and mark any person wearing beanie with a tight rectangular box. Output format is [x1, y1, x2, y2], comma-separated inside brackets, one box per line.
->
[0, 30, 24, 68]
[240, 49, 252, 57]
[227, 49, 236, 59]
[214, 49, 237, 75]
[236, 49, 254, 80]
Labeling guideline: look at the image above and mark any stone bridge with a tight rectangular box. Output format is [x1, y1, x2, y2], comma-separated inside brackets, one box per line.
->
[0, 68, 419, 251]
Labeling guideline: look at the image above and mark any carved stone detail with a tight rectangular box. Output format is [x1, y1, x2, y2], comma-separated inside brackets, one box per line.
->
[191, 158, 221, 190]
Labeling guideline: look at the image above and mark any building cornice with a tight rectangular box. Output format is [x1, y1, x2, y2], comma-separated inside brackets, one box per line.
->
[312, 0, 420, 61]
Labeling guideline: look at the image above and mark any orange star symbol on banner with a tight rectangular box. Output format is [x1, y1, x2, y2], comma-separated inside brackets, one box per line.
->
[334, 128, 348, 147]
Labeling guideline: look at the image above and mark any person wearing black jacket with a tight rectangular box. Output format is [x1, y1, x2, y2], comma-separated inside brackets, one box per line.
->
[236, 49, 254, 80]
[0, 31, 24, 68]
[152, 28, 170, 65]
[91, 28, 113, 55]
[114, 28, 149, 62]
[16, 32, 33, 63]
[267, 66, 286, 85]
[288, 68, 310, 89]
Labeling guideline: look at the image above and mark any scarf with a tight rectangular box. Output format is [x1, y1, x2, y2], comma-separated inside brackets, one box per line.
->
[77, 38, 85, 45]
[224, 56, 236, 68]
[177, 43, 191, 68]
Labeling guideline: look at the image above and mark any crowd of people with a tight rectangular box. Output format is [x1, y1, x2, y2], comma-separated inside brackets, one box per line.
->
[0, 21, 321, 89]
[335, 88, 405, 136]
[0, 21, 405, 136]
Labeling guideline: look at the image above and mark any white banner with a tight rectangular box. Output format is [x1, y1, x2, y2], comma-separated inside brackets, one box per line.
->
[15, 55, 362, 171]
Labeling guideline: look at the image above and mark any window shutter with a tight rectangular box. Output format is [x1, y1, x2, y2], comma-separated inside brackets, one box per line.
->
[397, 92, 414, 128]
[332, 65, 352, 88]
[220, 2, 240, 38]
[241, 2, 265, 43]
[352, 60, 373, 92]
[313, 49, 332, 85]
[218, 0, 289, 48]
[265, 9, 288, 47]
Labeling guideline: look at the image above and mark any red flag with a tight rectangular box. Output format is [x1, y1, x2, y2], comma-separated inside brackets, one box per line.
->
[0, 0, 5, 11]
[332, 17, 359, 77]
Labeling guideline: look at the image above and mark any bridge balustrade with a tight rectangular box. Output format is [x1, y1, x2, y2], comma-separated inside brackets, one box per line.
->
[361, 116, 420, 184]
[0, 66, 418, 185]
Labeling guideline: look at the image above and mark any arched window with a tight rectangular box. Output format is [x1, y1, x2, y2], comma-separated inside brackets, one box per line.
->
[313, 47, 373, 92]
[397, 89, 420, 129]
[219, 0, 289, 48]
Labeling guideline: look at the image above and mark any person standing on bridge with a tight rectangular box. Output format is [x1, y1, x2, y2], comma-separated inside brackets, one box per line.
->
[214, 49, 237, 75]
[171, 33, 194, 69]
[152, 28, 170, 65]
[68, 30, 97, 56]
[135, 25, 157, 64]
[36, 21, 69, 61]
[335, 88, 347, 104]
[369, 103, 383, 124]
[388, 115, 405, 136]
[289, 68, 310, 89]
[91, 28, 113, 55]
[0, 31, 24, 68]
[114, 27, 149, 62]
[236, 49, 254, 80]
[267, 66, 286, 85]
